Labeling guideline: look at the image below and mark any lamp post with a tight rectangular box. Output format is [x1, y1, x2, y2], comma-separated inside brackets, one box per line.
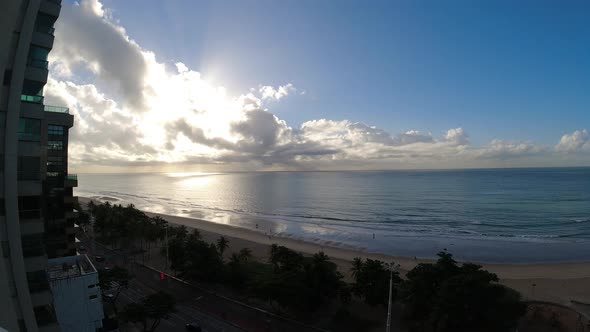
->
[386, 262, 400, 332]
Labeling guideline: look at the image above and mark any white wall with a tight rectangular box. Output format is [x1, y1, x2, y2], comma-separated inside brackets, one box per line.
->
[50, 271, 104, 332]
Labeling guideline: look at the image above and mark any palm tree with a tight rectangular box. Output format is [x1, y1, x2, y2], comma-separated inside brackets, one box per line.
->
[216, 236, 229, 256]
[351, 257, 364, 282]
[238, 248, 252, 262]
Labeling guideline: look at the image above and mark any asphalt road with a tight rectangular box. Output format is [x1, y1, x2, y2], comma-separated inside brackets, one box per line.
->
[79, 235, 327, 332]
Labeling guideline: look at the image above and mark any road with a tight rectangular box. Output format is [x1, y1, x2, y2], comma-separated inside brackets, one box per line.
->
[79, 235, 328, 332]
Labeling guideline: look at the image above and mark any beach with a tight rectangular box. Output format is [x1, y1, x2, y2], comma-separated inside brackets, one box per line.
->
[79, 197, 590, 316]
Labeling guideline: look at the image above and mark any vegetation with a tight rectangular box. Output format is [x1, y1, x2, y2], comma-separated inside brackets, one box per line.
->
[121, 291, 176, 332]
[99, 266, 134, 314]
[84, 202, 527, 329]
[401, 251, 527, 332]
[351, 257, 400, 306]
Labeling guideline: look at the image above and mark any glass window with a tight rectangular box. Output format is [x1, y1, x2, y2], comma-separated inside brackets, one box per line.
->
[34, 13, 57, 35]
[18, 196, 41, 219]
[18, 156, 40, 180]
[27, 271, 50, 293]
[18, 118, 41, 141]
[47, 141, 63, 150]
[21, 234, 45, 257]
[27, 46, 50, 69]
[22, 80, 44, 97]
[48, 125, 64, 136]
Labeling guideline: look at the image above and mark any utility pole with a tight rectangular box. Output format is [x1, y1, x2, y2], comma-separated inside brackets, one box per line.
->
[386, 263, 399, 332]
[165, 223, 169, 273]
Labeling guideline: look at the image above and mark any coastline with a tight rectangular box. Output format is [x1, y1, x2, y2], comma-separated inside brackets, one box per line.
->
[78, 197, 590, 311]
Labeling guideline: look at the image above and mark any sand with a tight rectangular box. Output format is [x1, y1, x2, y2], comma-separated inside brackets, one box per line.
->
[78, 197, 590, 317]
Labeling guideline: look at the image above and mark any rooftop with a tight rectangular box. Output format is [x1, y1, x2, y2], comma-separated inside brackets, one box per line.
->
[47, 254, 97, 280]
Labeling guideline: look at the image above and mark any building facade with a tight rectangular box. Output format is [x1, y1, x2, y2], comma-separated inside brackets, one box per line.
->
[0, 0, 79, 331]
[47, 255, 104, 332]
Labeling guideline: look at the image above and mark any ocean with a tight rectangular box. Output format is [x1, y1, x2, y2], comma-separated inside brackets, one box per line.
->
[75, 168, 590, 263]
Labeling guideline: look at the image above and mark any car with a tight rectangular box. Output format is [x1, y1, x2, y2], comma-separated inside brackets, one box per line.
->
[95, 255, 105, 262]
[185, 322, 202, 331]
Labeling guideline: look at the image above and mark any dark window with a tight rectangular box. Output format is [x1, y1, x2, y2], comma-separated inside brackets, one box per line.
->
[21, 79, 44, 96]
[88, 284, 95, 289]
[33, 305, 57, 326]
[47, 141, 63, 150]
[1, 241, 9, 258]
[27, 46, 50, 69]
[18, 319, 26, 332]
[34, 13, 57, 35]
[18, 196, 41, 219]
[48, 125, 64, 136]
[18, 118, 41, 141]
[21, 234, 45, 257]
[27, 271, 50, 293]
[89, 294, 98, 300]
[0, 199, 4, 216]
[18, 156, 40, 180]
[3, 69, 11, 86]
[47, 156, 63, 173]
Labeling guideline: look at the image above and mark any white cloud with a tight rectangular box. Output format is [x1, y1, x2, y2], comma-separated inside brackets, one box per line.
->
[259, 83, 296, 101]
[45, 0, 590, 171]
[556, 129, 590, 153]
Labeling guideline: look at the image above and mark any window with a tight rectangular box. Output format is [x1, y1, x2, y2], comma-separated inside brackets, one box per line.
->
[18, 156, 40, 180]
[47, 156, 63, 173]
[18, 118, 41, 141]
[21, 79, 44, 96]
[1, 241, 9, 258]
[48, 125, 64, 136]
[89, 294, 98, 300]
[27, 271, 50, 293]
[18, 196, 41, 219]
[34, 13, 57, 35]
[0, 199, 4, 216]
[21, 234, 45, 257]
[27, 46, 50, 69]
[3, 69, 11, 86]
[47, 141, 63, 150]
[33, 305, 57, 326]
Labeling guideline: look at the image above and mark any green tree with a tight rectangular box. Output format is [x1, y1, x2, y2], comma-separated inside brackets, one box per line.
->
[216, 236, 230, 257]
[401, 251, 526, 332]
[121, 291, 176, 332]
[351, 258, 400, 306]
[99, 266, 133, 314]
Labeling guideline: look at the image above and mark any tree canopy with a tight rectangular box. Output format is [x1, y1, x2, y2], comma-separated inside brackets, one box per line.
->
[401, 251, 526, 332]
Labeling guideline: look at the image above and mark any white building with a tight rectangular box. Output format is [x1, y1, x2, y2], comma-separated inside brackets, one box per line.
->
[47, 255, 104, 332]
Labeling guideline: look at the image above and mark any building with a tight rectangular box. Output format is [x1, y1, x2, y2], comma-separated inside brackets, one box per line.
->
[0, 0, 80, 331]
[46, 255, 104, 332]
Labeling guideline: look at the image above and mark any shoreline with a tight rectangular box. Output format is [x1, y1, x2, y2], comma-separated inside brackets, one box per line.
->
[78, 196, 590, 312]
[78, 196, 590, 279]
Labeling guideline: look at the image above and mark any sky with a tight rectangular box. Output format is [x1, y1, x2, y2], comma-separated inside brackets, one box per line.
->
[45, 0, 590, 172]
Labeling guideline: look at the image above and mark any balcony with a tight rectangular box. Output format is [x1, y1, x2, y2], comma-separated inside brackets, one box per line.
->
[44, 105, 69, 113]
[21, 95, 44, 104]
[40, 0, 62, 17]
[63, 196, 78, 205]
[64, 174, 77, 188]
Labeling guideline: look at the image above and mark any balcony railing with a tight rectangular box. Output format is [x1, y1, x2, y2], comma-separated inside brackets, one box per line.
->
[44, 105, 69, 114]
[21, 95, 44, 104]
[27, 59, 49, 70]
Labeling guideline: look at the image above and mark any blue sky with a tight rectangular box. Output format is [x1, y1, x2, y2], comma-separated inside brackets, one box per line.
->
[47, 0, 590, 171]
[98, 0, 590, 146]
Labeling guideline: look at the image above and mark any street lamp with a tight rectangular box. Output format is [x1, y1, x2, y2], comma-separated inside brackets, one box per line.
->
[386, 262, 400, 332]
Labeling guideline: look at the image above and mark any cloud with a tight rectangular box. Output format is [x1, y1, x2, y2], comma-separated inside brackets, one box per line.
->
[50, 0, 149, 110]
[259, 83, 296, 101]
[45, 0, 590, 171]
[556, 129, 590, 153]
[445, 128, 469, 146]
[477, 140, 545, 159]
